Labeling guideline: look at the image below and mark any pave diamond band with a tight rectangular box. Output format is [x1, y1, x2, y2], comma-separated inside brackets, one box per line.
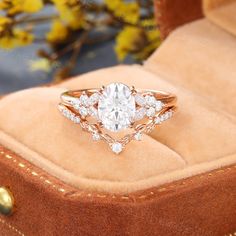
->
[59, 83, 177, 154]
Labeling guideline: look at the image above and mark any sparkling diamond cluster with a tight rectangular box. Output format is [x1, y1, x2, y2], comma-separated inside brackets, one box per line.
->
[59, 83, 175, 154]
[154, 110, 173, 125]
[135, 93, 163, 120]
[71, 92, 100, 119]
[59, 105, 81, 124]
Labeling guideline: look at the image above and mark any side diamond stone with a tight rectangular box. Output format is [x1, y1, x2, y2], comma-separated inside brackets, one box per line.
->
[78, 106, 88, 117]
[88, 106, 98, 118]
[145, 95, 156, 106]
[72, 98, 82, 110]
[72, 98, 81, 109]
[135, 107, 146, 121]
[134, 132, 142, 141]
[62, 109, 71, 119]
[80, 94, 89, 106]
[111, 142, 123, 154]
[72, 116, 81, 124]
[154, 117, 161, 124]
[92, 133, 100, 141]
[89, 93, 100, 105]
[155, 100, 163, 111]
[146, 107, 156, 117]
[135, 94, 146, 106]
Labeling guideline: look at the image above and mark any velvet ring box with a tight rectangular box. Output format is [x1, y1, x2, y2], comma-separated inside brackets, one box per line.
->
[0, 0, 236, 235]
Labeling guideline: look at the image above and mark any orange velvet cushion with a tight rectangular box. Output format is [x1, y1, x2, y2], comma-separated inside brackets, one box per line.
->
[0, 4, 236, 194]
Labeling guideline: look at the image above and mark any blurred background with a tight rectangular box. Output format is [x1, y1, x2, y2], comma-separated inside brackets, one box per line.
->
[0, 0, 160, 94]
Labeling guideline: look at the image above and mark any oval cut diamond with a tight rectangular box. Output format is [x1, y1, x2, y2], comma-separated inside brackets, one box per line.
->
[98, 83, 136, 132]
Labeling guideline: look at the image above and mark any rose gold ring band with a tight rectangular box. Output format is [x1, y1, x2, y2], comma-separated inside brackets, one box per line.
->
[58, 83, 177, 154]
[61, 88, 177, 109]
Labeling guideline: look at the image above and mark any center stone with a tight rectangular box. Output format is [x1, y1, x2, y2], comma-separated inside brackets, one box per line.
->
[98, 83, 136, 132]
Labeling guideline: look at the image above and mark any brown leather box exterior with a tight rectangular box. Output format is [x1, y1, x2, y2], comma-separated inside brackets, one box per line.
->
[0, 145, 236, 236]
[0, 1, 236, 236]
[154, 0, 203, 38]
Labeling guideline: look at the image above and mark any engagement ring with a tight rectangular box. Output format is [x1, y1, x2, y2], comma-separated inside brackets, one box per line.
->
[59, 83, 177, 154]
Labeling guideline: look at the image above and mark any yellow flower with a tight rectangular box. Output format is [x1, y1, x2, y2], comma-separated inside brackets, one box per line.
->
[22, 0, 43, 13]
[52, 0, 84, 29]
[0, 29, 34, 49]
[0, 36, 16, 49]
[147, 29, 160, 40]
[0, 17, 11, 25]
[115, 23, 161, 61]
[1, 0, 43, 15]
[29, 59, 51, 72]
[46, 19, 68, 43]
[0, 0, 10, 10]
[141, 19, 157, 28]
[15, 29, 34, 46]
[115, 26, 143, 61]
[0, 17, 12, 33]
[134, 30, 161, 60]
[105, 0, 140, 24]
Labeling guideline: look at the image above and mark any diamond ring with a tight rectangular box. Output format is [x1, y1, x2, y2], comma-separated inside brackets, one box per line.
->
[59, 83, 177, 154]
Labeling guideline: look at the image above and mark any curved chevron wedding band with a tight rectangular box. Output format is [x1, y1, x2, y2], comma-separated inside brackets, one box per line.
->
[58, 83, 177, 154]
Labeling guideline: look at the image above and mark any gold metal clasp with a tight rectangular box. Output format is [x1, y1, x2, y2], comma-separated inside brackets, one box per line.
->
[0, 187, 14, 216]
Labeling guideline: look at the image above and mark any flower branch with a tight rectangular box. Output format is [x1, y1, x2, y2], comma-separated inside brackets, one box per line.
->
[0, 0, 161, 80]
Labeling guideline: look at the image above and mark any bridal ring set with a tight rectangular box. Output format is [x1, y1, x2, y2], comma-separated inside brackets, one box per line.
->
[59, 83, 177, 154]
